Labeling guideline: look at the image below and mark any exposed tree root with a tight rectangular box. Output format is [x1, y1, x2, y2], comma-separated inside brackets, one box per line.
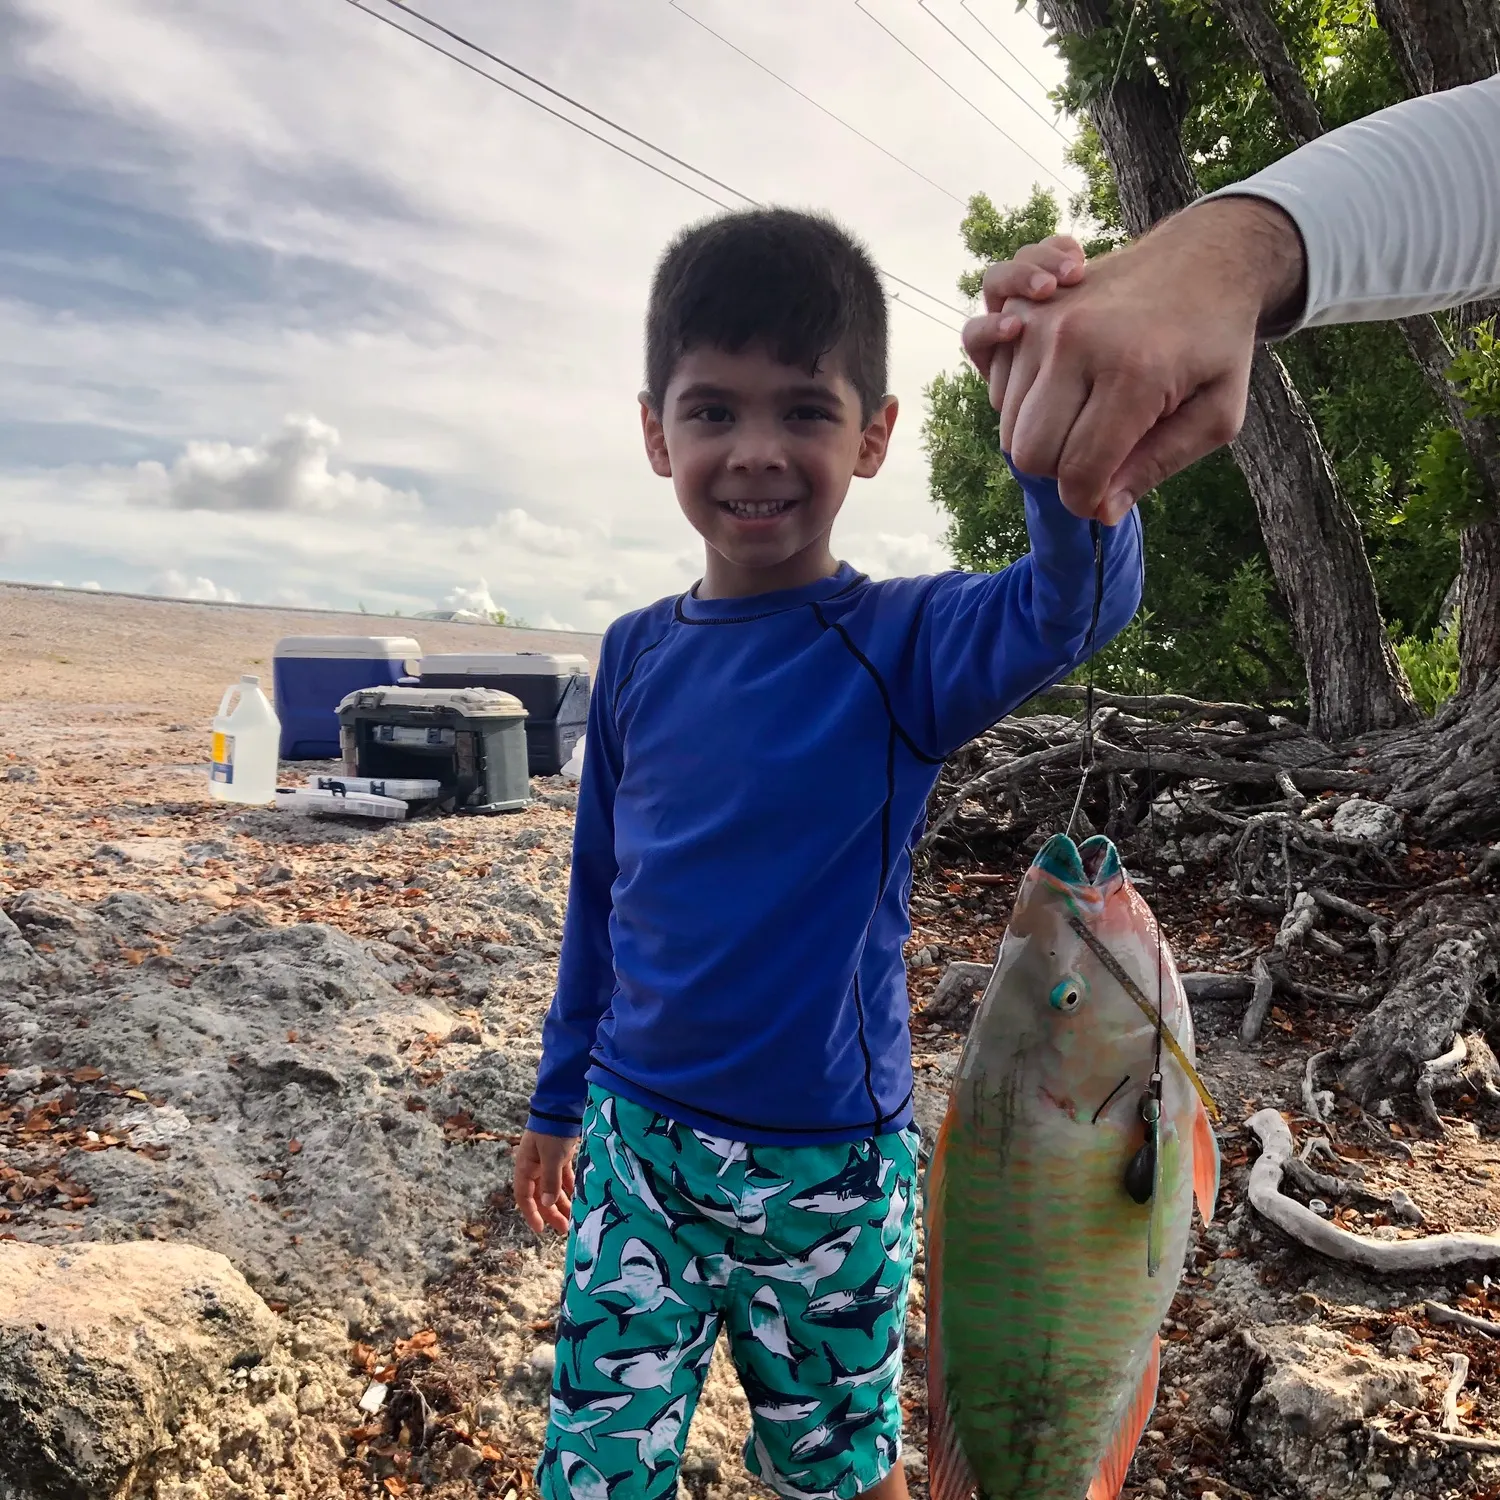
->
[1427, 1301, 1500, 1339]
[921, 683, 1500, 1121]
[1336, 895, 1500, 1107]
[1302, 1050, 1336, 1124]
[1239, 955, 1280, 1045]
[1247, 1109, 1500, 1270]
[923, 961, 992, 1022]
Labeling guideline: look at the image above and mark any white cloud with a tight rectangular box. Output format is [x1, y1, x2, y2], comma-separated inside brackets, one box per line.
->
[583, 575, 632, 603]
[148, 570, 240, 603]
[842, 531, 952, 580]
[1, 0, 1075, 625]
[79, 580, 102, 590]
[533, 612, 578, 633]
[444, 579, 504, 617]
[131, 414, 419, 515]
[489, 508, 581, 558]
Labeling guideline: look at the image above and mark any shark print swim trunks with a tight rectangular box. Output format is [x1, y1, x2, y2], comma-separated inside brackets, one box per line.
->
[535, 1087, 920, 1500]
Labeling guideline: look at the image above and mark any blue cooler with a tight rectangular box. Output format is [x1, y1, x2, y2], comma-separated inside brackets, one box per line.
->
[273, 635, 421, 760]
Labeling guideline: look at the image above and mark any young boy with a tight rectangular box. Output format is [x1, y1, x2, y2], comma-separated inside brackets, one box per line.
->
[514, 207, 1142, 1500]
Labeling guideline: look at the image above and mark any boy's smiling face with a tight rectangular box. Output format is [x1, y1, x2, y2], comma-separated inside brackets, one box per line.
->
[641, 342, 898, 600]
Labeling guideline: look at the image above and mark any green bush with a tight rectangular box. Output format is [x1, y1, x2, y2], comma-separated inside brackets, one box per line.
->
[1394, 614, 1460, 715]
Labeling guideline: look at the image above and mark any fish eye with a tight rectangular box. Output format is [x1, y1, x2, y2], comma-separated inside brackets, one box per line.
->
[1049, 977, 1084, 1012]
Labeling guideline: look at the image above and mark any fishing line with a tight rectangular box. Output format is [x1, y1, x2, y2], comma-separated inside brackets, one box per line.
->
[1064, 914, 1216, 1118]
[1064, 521, 1105, 840]
[1130, 537, 1170, 1269]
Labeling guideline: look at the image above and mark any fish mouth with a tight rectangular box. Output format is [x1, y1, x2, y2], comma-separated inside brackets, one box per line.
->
[1032, 832, 1122, 887]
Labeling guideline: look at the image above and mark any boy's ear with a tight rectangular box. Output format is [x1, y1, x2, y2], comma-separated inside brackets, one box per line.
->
[853, 395, 900, 479]
[640, 395, 673, 478]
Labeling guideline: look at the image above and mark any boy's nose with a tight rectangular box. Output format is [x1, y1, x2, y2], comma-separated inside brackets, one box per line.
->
[726, 420, 789, 471]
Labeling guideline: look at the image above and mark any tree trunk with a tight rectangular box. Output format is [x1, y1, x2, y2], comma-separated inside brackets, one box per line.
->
[1214, 0, 1325, 144]
[1220, 0, 1500, 700]
[1371, 0, 1500, 95]
[1371, 0, 1500, 693]
[1459, 512, 1500, 692]
[1046, 0, 1418, 739]
[1231, 354, 1419, 736]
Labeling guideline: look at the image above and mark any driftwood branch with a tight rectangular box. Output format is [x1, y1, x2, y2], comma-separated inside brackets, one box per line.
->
[1035, 684, 1282, 731]
[1427, 1301, 1500, 1339]
[1239, 955, 1279, 1045]
[1302, 1050, 1335, 1125]
[1246, 1109, 1500, 1270]
[1442, 1353, 1471, 1434]
[1181, 971, 1254, 1002]
[1092, 744, 1370, 792]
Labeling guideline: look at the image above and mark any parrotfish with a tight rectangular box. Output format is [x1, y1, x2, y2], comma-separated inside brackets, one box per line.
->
[926, 833, 1220, 1500]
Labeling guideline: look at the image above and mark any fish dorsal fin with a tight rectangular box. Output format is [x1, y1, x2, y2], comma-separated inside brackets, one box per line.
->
[925, 1115, 979, 1500]
[1087, 1334, 1161, 1500]
[1193, 1094, 1221, 1226]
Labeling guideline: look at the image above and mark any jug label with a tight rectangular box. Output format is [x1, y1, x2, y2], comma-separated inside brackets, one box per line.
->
[211, 732, 235, 785]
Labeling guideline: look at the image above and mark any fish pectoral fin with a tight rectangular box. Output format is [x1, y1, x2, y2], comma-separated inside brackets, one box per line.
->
[1192, 1095, 1221, 1227]
[1087, 1334, 1161, 1500]
[1146, 1117, 1181, 1279]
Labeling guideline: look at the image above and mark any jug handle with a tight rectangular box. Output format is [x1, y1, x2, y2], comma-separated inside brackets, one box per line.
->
[217, 684, 242, 719]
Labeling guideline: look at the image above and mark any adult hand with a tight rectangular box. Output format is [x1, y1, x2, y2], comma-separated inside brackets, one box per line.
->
[960, 199, 1307, 523]
[514, 1128, 578, 1234]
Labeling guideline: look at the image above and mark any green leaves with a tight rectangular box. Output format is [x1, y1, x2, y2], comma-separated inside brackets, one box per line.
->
[1394, 614, 1461, 715]
[956, 190, 1061, 300]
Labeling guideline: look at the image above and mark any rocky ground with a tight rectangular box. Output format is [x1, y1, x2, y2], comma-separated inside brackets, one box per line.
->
[3, 583, 1500, 1500]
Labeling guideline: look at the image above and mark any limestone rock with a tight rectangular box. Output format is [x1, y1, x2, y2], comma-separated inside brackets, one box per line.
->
[0, 1240, 279, 1499]
[1244, 1324, 1428, 1496]
[1331, 797, 1403, 849]
[0, 908, 50, 989]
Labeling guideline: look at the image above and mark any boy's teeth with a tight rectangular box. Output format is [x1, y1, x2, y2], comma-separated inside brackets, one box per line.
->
[726, 499, 791, 517]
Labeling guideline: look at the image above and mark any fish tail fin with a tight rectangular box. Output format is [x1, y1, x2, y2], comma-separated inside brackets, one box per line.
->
[1192, 1095, 1221, 1226]
[1087, 1333, 1160, 1500]
[926, 1115, 978, 1500]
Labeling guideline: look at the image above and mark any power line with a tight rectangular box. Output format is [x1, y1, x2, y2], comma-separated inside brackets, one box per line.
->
[917, 0, 1069, 139]
[667, 0, 964, 204]
[960, 0, 1057, 96]
[379, 0, 755, 208]
[852, 0, 1070, 190]
[347, 2, 740, 210]
[346, 0, 968, 329]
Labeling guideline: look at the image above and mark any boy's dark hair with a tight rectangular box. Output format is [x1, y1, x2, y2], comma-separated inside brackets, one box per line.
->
[644, 207, 888, 421]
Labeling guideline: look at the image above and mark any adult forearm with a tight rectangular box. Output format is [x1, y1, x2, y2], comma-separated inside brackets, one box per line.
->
[1202, 74, 1500, 332]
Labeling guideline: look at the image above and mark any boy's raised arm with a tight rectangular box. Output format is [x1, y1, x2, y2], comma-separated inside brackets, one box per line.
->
[525, 644, 623, 1139]
[898, 464, 1143, 757]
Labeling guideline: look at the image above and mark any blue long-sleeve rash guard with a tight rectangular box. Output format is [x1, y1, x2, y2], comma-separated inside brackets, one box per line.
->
[527, 470, 1143, 1146]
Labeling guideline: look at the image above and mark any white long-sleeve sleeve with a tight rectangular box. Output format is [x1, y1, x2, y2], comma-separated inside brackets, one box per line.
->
[1202, 74, 1500, 331]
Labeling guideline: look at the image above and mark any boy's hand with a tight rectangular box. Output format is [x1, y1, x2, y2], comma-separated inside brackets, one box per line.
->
[514, 1129, 579, 1234]
[961, 233, 1088, 415]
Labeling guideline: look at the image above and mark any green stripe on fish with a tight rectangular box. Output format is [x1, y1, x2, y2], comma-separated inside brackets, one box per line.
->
[925, 834, 1220, 1500]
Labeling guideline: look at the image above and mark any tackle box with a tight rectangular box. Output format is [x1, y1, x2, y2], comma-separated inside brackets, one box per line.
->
[416, 652, 590, 776]
[312, 774, 442, 801]
[275, 787, 408, 821]
[336, 686, 531, 814]
[273, 636, 420, 760]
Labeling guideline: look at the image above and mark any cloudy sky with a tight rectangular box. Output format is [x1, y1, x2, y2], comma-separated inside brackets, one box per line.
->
[0, 0, 1076, 630]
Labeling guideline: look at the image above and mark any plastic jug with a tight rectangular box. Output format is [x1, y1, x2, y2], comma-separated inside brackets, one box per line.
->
[210, 675, 280, 805]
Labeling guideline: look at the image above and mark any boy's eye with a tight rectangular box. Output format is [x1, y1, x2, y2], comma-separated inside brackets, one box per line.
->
[691, 404, 733, 424]
[787, 405, 833, 422]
